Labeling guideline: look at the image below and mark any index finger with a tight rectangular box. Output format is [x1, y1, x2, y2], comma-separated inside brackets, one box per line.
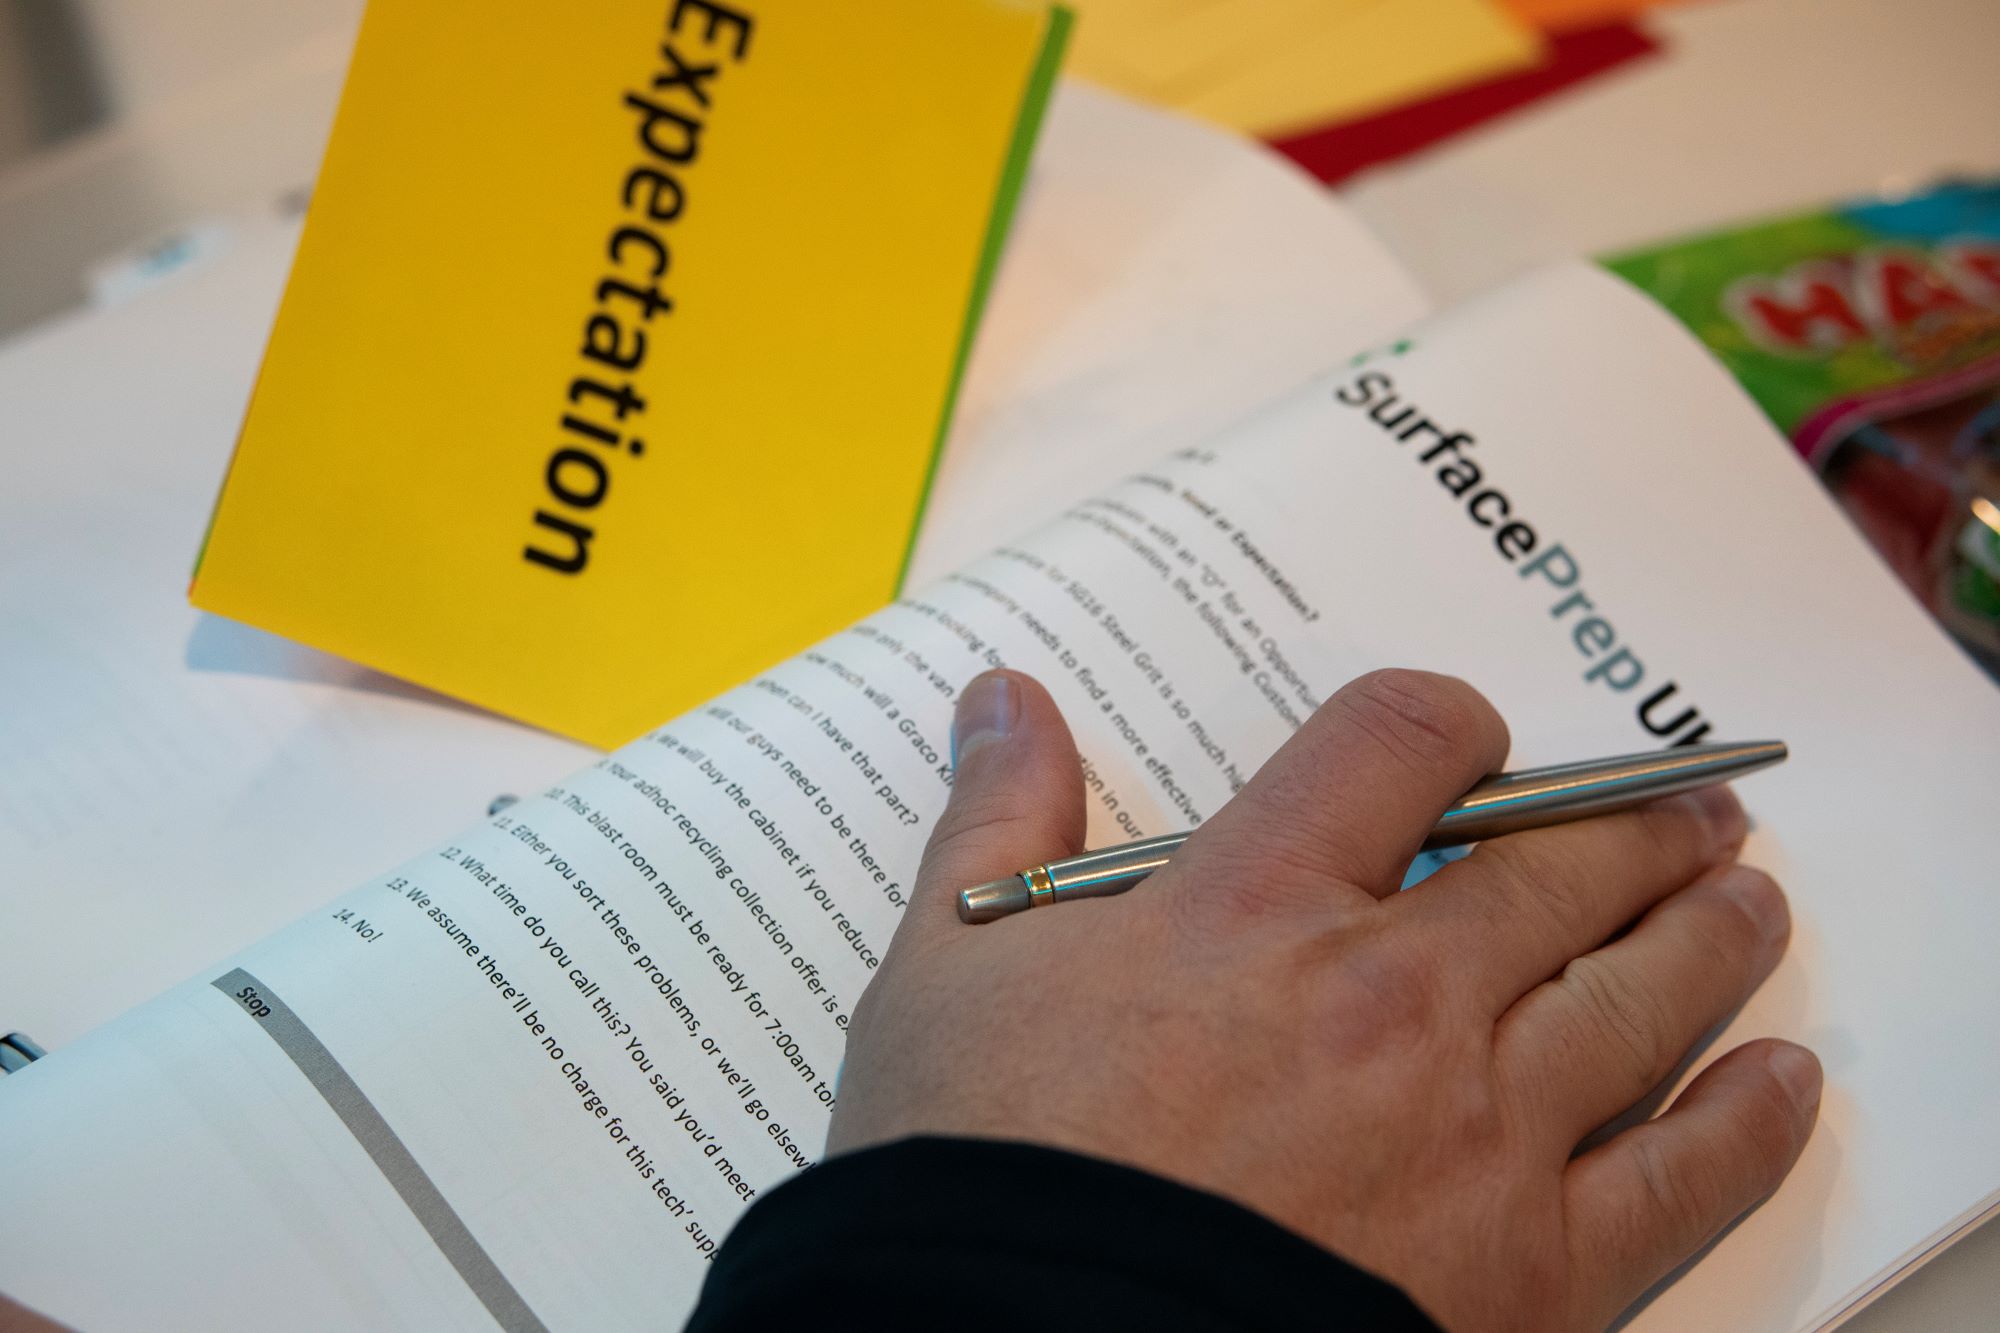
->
[1166, 669, 1509, 916]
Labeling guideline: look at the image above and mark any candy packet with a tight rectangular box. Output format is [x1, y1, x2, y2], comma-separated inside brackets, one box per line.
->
[1607, 180, 2000, 669]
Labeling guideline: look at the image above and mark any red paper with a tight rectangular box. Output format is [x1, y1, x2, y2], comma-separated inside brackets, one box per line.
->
[1268, 23, 1659, 186]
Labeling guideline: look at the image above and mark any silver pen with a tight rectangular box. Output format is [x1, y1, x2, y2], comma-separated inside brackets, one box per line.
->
[957, 740, 1788, 923]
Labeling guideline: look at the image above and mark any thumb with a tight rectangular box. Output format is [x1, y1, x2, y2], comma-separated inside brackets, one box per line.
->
[905, 670, 1087, 945]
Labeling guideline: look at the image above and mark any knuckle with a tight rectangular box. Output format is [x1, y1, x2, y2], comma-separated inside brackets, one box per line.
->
[927, 783, 1006, 846]
[923, 773, 1078, 874]
[1169, 832, 1356, 922]
[1634, 790, 1745, 873]
[1316, 934, 1445, 1063]
[919, 806, 1032, 884]
[916, 818, 983, 881]
[1633, 797, 1701, 866]
[1562, 953, 1669, 1087]
[1483, 837, 1598, 946]
[1630, 1132, 1716, 1238]
[1338, 669, 1493, 765]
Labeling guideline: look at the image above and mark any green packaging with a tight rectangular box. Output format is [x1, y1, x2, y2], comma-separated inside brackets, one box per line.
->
[1608, 181, 2000, 665]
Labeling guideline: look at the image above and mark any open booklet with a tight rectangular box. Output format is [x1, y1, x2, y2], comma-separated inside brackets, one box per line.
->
[6, 259, 2000, 1332]
[0, 83, 1423, 1052]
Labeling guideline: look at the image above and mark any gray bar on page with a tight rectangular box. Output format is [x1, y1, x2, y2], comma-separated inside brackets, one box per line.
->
[212, 967, 550, 1333]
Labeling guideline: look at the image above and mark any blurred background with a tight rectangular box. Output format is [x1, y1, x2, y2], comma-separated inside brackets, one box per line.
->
[0, 0, 360, 339]
[3, 0, 1996, 345]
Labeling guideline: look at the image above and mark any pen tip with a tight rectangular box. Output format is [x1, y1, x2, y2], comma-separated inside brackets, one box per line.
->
[1695, 739, 1787, 780]
[957, 877, 1032, 924]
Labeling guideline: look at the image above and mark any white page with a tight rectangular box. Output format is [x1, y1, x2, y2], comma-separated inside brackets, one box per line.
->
[4, 265, 1997, 1330]
[0, 217, 594, 1051]
[908, 82, 1428, 585]
[0, 82, 1422, 1049]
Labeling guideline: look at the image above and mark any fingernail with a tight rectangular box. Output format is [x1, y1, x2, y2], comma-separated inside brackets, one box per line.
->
[951, 672, 1019, 769]
[1689, 783, 1748, 847]
[1767, 1042, 1822, 1113]
[1718, 865, 1790, 950]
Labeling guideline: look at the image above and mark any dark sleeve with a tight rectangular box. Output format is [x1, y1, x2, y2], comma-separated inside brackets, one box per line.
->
[684, 1137, 1441, 1332]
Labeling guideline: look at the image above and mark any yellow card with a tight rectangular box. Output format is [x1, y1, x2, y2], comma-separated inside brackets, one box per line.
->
[1065, 0, 1212, 93]
[1065, 0, 1540, 138]
[193, 0, 1070, 747]
[1171, 0, 1541, 137]
[1073, 0, 1375, 98]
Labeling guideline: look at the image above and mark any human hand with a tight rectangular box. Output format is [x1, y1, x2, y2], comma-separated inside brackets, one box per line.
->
[829, 668, 1819, 1332]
